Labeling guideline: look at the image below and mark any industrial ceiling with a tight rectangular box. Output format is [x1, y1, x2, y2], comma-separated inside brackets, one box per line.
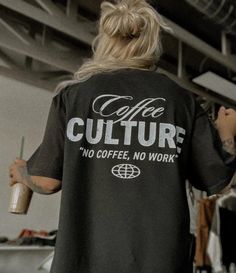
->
[0, 0, 235, 106]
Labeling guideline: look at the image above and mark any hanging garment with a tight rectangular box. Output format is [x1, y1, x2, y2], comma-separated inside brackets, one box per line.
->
[195, 196, 218, 268]
[220, 198, 236, 271]
[207, 189, 236, 273]
[186, 181, 200, 236]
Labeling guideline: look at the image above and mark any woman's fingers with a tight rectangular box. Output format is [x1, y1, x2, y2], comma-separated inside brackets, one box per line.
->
[9, 170, 18, 186]
[225, 108, 236, 115]
[8, 160, 26, 186]
[216, 106, 236, 137]
[218, 106, 226, 114]
[14, 158, 26, 166]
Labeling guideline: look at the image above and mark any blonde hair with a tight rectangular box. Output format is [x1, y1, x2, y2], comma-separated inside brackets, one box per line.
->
[56, 0, 171, 92]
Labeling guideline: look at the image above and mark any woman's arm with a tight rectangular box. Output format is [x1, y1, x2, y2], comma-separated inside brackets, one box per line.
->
[215, 107, 236, 192]
[216, 107, 236, 156]
[9, 159, 61, 195]
[221, 138, 236, 155]
[25, 176, 61, 195]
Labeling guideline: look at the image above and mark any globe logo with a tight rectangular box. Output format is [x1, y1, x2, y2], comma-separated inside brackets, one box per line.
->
[111, 164, 141, 179]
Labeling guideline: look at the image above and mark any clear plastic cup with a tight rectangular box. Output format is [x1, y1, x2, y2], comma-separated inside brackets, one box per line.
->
[9, 183, 33, 214]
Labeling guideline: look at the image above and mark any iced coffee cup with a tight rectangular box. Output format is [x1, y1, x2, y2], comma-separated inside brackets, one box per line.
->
[9, 183, 33, 214]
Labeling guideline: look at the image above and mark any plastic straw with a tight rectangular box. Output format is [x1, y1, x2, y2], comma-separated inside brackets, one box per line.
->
[19, 136, 25, 159]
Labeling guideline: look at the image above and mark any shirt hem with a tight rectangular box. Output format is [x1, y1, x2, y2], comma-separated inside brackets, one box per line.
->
[27, 167, 62, 181]
[207, 176, 232, 195]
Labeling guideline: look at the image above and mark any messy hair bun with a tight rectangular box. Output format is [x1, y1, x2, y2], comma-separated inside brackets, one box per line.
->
[56, 0, 171, 90]
[100, 1, 147, 39]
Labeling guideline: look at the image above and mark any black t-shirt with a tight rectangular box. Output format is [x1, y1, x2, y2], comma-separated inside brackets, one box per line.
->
[27, 69, 235, 273]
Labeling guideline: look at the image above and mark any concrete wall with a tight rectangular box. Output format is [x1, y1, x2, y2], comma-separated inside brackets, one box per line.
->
[0, 75, 61, 239]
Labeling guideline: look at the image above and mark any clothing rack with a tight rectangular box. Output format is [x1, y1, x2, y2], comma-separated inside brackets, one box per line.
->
[193, 189, 236, 273]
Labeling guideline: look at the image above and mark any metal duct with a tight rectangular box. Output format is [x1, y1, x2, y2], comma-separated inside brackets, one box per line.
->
[185, 0, 236, 34]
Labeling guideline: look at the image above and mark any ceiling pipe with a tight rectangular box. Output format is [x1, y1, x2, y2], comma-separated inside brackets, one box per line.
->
[185, 0, 236, 34]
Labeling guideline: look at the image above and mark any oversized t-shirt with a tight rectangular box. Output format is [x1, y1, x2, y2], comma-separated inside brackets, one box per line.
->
[27, 68, 235, 273]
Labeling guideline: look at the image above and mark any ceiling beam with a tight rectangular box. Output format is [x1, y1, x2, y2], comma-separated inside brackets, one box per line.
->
[42, 26, 52, 46]
[0, 0, 235, 102]
[0, 0, 94, 45]
[1, 0, 235, 73]
[0, 32, 233, 104]
[0, 65, 56, 91]
[36, 70, 72, 80]
[177, 41, 187, 79]
[163, 17, 236, 73]
[0, 48, 20, 68]
[66, 0, 79, 19]
[157, 67, 235, 107]
[0, 17, 34, 45]
[221, 31, 232, 56]
[0, 24, 84, 72]
[34, 0, 65, 17]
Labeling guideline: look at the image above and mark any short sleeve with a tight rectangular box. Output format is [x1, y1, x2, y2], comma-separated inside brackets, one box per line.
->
[188, 102, 236, 195]
[26, 92, 66, 180]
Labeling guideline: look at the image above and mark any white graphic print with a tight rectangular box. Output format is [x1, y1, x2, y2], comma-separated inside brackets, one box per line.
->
[92, 94, 166, 124]
[66, 94, 186, 149]
[66, 94, 187, 172]
[112, 164, 141, 179]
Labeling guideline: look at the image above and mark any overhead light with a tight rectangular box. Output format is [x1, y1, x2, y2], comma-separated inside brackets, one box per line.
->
[192, 71, 236, 102]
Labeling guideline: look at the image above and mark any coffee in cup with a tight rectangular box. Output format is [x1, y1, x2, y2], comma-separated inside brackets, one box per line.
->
[9, 183, 33, 214]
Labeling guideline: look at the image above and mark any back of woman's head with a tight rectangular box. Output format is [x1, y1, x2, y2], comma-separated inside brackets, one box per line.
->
[96, 0, 165, 64]
[56, 0, 170, 91]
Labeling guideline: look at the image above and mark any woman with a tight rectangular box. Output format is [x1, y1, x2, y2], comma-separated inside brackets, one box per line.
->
[9, 1, 236, 272]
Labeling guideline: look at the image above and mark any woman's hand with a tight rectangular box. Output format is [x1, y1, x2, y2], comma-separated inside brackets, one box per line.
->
[9, 158, 62, 194]
[215, 106, 236, 155]
[215, 106, 236, 140]
[9, 158, 28, 187]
